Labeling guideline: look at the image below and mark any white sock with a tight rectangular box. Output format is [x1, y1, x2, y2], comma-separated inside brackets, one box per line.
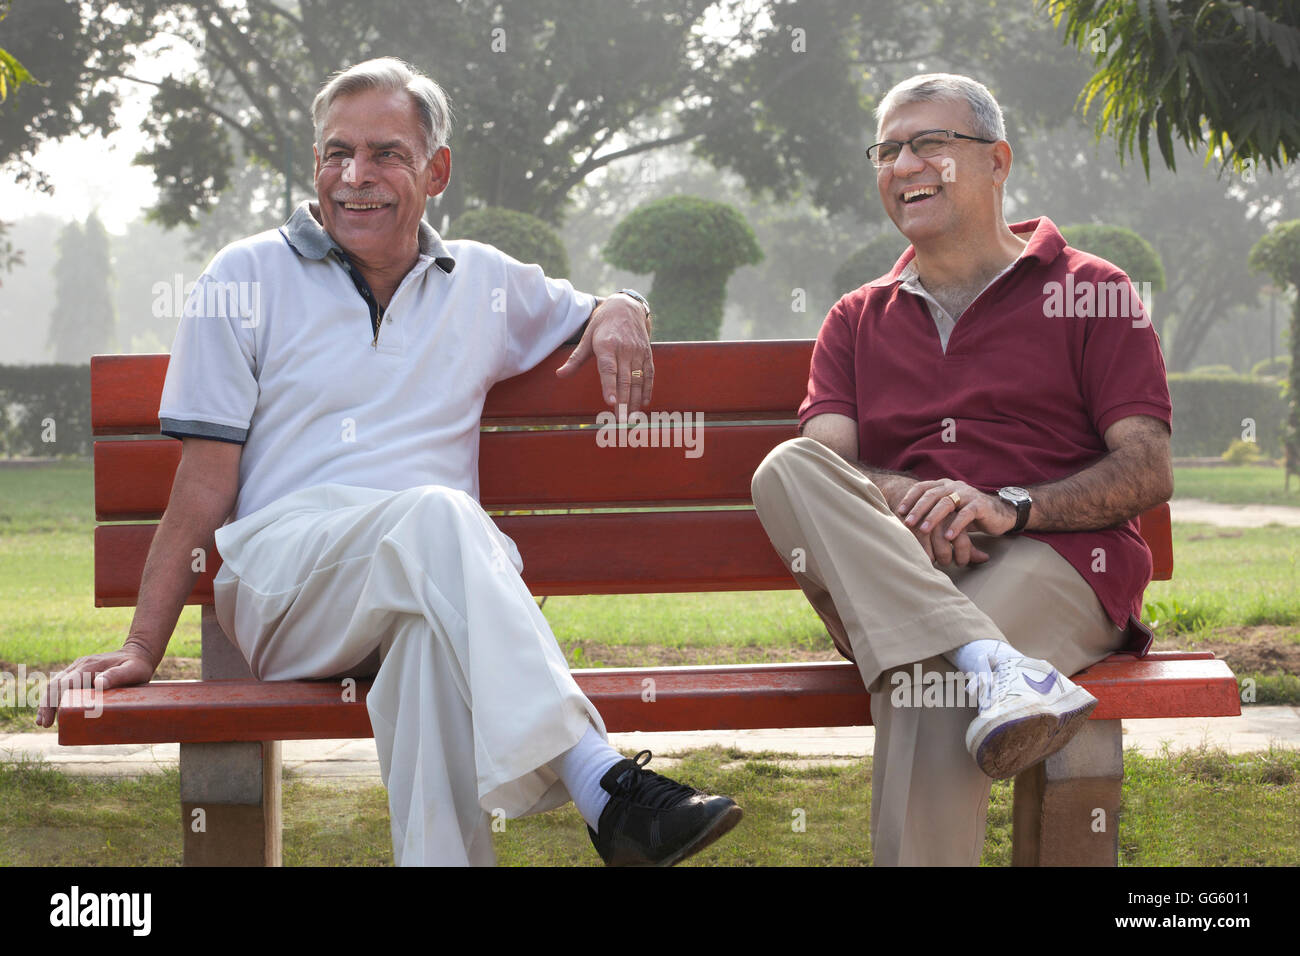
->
[944, 638, 1019, 676]
[548, 726, 624, 832]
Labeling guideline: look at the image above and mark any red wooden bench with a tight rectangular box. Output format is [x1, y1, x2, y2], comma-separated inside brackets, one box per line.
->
[61, 341, 1240, 866]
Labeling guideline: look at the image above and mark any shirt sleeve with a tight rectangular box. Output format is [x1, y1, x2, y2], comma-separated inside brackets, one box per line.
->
[799, 300, 859, 427]
[495, 250, 597, 382]
[1078, 268, 1173, 439]
[158, 265, 260, 444]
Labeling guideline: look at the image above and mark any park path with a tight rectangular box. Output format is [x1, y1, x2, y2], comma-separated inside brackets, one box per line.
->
[1171, 498, 1300, 527]
[4, 708, 1298, 781]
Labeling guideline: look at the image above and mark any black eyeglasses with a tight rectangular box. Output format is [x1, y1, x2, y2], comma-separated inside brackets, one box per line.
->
[866, 129, 996, 167]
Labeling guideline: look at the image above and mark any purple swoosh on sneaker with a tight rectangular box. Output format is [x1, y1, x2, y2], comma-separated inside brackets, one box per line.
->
[1024, 669, 1057, 694]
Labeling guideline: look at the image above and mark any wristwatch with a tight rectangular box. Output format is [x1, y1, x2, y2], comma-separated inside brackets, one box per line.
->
[616, 288, 652, 324]
[997, 486, 1032, 535]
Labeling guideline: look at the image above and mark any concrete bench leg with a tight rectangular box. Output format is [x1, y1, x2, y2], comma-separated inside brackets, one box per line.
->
[181, 740, 282, 866]
[1011, 718, 1122, 866]
[179, 607, 283, 866]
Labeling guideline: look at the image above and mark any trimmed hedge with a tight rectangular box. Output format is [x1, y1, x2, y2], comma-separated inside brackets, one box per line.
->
[1168, 373, 1287, 458]
[0, 364, 92, 458]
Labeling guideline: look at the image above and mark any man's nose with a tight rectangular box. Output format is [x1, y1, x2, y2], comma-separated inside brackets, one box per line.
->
[891, 142, 927, 177]
[342, 151, 377, 185]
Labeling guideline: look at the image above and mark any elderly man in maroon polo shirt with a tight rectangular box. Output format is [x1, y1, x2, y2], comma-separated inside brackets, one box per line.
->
[751, 73, 1173, 866]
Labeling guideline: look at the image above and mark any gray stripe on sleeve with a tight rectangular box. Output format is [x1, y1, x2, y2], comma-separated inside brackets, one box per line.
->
[159, 418, 248, 444]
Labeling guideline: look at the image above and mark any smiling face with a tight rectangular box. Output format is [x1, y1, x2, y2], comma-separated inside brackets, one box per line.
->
[875, 98, 1007, 248]
[313, 86, 450, 268]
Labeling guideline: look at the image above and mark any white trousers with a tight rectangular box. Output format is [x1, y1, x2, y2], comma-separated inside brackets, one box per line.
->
[212, 483, 606, 866]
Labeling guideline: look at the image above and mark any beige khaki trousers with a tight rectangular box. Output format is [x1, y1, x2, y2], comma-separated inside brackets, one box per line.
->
[751, 437, 1124, 866]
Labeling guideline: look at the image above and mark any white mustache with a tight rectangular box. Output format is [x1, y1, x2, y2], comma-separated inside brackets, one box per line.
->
[332, 193, 395, 203]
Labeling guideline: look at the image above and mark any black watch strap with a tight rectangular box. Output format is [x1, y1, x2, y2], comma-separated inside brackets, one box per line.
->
[616, 288, 652, 321]
[999, 487, 1032, 535]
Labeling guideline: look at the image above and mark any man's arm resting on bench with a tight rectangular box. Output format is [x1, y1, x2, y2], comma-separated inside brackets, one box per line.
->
[36, 437, 241, 726]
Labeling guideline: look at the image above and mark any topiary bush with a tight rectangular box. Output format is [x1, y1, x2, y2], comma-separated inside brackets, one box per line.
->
[448, 207, 570, 278]
[1061, 223, 1167, 291]
[831, 232, 908, 299]
[604, 196, 762, 341]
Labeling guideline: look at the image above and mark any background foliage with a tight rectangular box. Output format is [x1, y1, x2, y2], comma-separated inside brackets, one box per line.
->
[605, 195, 762, 340]
[448, 207, 571, 278]
[0, 364, 91, 457]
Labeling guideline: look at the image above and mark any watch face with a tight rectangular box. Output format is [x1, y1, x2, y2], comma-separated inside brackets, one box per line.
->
[1001, 487, 1030, 503]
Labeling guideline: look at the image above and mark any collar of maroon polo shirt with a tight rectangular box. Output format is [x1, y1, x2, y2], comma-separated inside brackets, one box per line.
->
[867, 217, 1065, 290]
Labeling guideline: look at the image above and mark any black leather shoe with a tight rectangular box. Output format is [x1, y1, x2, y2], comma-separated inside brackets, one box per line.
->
[587, 750, 742, 866]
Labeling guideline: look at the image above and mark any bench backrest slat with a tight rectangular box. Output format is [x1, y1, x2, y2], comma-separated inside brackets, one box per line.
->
[90, 341, 813, 432]
[94, 425, 796, 518]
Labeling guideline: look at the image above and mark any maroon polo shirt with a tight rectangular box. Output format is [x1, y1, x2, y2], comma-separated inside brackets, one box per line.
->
[800, 217, 1172, 639]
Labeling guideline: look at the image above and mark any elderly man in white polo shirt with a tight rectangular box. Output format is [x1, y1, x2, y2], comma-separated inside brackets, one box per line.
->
[37, 57, 741, 867]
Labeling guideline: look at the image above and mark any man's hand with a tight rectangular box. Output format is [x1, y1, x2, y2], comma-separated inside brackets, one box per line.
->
[35, 645, 157, 728]
[897, 478, 1018, 541]
[35, 436, 240, 728]
[914, 513, 992, 567]
[556, 294, 654, 412]
[800, 415, 991, 567]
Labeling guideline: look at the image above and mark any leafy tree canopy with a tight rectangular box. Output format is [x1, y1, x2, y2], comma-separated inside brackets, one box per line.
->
[24, 0, 902, 228]
[1045, 0, 1300, 174]
[0, 0, 149, 192]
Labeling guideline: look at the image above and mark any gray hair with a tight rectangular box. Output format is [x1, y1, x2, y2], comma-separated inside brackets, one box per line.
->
[312, 57, 452, 159]
[874, 73, 1006, 143]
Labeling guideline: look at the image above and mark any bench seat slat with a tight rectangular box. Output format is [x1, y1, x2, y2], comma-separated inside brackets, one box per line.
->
[56, 653, 1241, 746]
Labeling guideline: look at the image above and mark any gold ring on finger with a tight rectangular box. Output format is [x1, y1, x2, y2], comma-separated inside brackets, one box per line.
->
[947, 491, 961, 507]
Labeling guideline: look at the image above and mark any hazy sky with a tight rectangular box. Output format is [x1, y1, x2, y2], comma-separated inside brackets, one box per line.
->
[1, 40, 196, 233]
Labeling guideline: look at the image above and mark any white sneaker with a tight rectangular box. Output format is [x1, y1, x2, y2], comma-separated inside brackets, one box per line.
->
[965, 657, 1098, 779]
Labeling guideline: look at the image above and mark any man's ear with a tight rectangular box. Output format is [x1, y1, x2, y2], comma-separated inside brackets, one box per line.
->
[991, 140, 1013, 188]
[426, 145, 452, 198]
[313, 144, 322, 182]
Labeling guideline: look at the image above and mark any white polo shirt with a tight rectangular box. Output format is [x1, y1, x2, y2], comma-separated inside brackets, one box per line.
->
[159, 201, 595, 521]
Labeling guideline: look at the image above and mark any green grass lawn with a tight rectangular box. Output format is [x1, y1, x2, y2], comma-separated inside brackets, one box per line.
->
[1173, 465, 1300, 507]
[1143, 523, 1300, 633]
[3, 745, 1297, 866]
